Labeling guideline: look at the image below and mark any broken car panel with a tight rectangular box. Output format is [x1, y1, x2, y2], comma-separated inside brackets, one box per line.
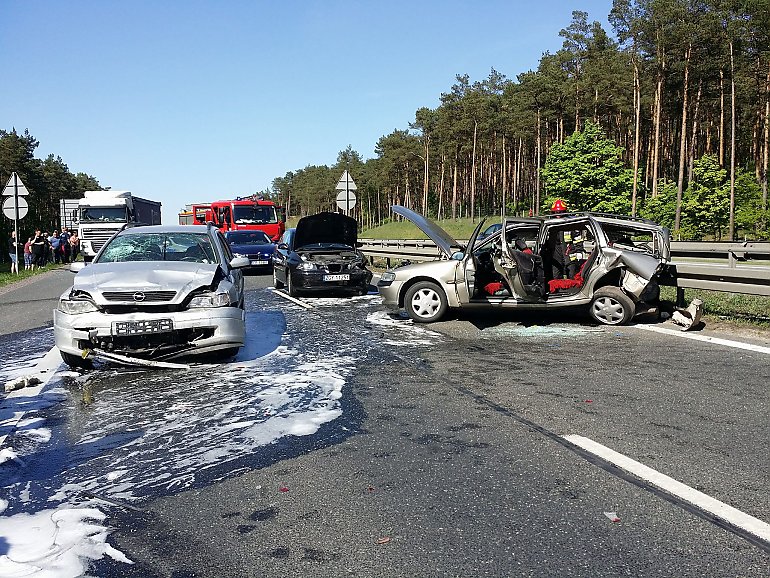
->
[377, 206, 670, 325]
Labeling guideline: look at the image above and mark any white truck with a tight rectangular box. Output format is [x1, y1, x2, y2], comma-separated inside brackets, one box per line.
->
[77, 190, 162, 262]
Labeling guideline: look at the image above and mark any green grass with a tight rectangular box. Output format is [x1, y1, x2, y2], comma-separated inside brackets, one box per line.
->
[660, 286, 770, 326]
[0, 263, 63, 289]
[360, 217, 492, 240]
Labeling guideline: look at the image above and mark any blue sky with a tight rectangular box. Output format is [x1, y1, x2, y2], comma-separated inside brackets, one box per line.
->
[2, 0, 613, 223]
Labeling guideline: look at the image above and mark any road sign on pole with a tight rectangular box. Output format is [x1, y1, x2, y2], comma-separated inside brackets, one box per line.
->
[2, 196, 28, 220]
[3, 172, 30, 197]
[3, 172, 30, 275]
[335, 170, 357, 213]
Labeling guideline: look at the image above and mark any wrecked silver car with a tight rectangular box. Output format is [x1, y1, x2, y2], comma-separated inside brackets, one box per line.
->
[377, 206, 670, 325]
[54, 224, 249, 367]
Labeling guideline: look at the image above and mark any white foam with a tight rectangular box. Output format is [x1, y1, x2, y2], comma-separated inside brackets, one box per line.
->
[0, 506, 132, 577]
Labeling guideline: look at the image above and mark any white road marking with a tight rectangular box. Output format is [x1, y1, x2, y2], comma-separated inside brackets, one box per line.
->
[564, 434, 770, 543]
[0, 347, 63, 448]
[635, 324, 770, 355]
[271, 288, 313, 309]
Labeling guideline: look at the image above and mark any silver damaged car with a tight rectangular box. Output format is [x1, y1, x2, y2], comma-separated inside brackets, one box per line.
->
[377, 206, 670, 325]
[54, 224, 250, 367]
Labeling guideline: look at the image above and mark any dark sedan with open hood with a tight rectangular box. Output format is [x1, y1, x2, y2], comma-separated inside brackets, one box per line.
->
[272, 212, 372, 296]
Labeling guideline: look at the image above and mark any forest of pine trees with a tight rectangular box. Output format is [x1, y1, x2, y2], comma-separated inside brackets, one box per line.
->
[272, 1, 770, 240]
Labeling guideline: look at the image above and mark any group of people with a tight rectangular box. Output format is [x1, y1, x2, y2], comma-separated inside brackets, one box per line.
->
[7, 227, 80, 274]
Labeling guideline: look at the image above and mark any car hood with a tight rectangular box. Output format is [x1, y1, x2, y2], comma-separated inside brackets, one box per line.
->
[391, 205, 464, 258]
[73, 262, 219, 294]
[294, 212, 358, 249]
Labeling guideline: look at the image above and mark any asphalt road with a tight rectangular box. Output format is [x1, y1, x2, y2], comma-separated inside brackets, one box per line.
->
[0, 271, 768, 577]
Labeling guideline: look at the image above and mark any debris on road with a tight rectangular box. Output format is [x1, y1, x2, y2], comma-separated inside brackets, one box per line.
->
[377, 536, 391, 544]
[604, 511, 621, 523]
[91, 349, 190, 369]
[4, 375, 41, 393]
[671, 298, 703, 331]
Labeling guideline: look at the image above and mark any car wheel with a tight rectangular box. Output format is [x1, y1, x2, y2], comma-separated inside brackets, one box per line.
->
[404, 281, 448, 323]
[60, 351, 92, 369]
[589, 287, 635, 325]
[273, 267, 284, 289]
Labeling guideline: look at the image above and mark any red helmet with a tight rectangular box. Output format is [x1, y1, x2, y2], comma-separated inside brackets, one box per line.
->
[551, 198, 568, 213]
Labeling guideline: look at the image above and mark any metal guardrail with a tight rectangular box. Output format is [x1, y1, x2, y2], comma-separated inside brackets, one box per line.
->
[359, 239, 770, 297]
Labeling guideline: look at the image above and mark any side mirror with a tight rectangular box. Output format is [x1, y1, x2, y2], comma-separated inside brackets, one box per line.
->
[229, 256, 250, 269]
[69, 262, 86, 273]
[451, 251, 464, 261]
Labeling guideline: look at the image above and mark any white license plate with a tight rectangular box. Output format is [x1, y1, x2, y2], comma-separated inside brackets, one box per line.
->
[323, 274, 350, 282]
[113, 319, 174, 336]
[250, 260, 269, 265]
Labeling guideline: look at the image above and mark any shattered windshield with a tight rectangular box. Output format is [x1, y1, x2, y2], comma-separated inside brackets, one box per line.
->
[97, 233, 217, 263]
[233, 205, 277, 225]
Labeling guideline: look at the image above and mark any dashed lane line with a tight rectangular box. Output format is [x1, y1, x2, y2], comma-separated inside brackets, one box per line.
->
[635, 324, 770, 355]
[564, 434, 770, 545]
[456, 384, 770, 554]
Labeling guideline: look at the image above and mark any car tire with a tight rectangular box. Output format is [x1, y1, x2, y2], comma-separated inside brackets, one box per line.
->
[589, 287, 635, 325]
[273, 267, 284, 289]
[60, 351, 93, 369]
[404, 281, 448, 323]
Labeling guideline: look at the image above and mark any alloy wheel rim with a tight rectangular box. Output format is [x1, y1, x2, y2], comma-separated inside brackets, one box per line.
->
[411, 288, 440, 318]
[593, 296, 624, 324]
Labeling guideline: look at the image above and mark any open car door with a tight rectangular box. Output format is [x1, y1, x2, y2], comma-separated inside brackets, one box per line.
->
[456, 219, 487, 303]
[498, 222, 544, 301]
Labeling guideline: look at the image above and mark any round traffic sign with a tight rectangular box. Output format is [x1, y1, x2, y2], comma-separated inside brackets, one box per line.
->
[336, 190, 357, 212]
[2, 196, 28, 220]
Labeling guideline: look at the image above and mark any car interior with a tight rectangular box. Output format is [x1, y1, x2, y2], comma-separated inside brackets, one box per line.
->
[471, 222, 596, 301]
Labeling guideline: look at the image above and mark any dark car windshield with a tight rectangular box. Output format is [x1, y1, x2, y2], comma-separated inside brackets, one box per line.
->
[227, 231, 271, 245]
[80, 207, 128, 223]
[97, 232, 217, 263]
[232, 205, 277, 225]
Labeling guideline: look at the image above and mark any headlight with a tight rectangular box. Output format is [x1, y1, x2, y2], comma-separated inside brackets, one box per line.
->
[297, 262, 316, 271]
[380, 271, 396, 283]
[58, 298, 99, 314]
[189, 292, 232, 308]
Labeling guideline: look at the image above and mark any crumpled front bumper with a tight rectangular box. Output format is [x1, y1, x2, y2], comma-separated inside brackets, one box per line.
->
[53, 306, 246, 358]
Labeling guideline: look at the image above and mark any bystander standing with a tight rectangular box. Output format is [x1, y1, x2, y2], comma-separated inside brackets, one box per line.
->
[69, 231, 80, 262]
[31, 229, 46, 270]
[23, 236, 32, 270]
[50, 230, 62, 264]
[7, 230, 22, 274]
[59, 227, 72, 263]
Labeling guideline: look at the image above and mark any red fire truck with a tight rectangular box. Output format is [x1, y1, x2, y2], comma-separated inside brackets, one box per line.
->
[206, 197, 285, 241]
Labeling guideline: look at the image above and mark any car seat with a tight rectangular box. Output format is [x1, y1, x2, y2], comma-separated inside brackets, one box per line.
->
[184, 245, 207, 262]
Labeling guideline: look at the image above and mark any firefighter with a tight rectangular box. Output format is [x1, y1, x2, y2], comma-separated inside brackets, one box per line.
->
[547, 199, 587, 281]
